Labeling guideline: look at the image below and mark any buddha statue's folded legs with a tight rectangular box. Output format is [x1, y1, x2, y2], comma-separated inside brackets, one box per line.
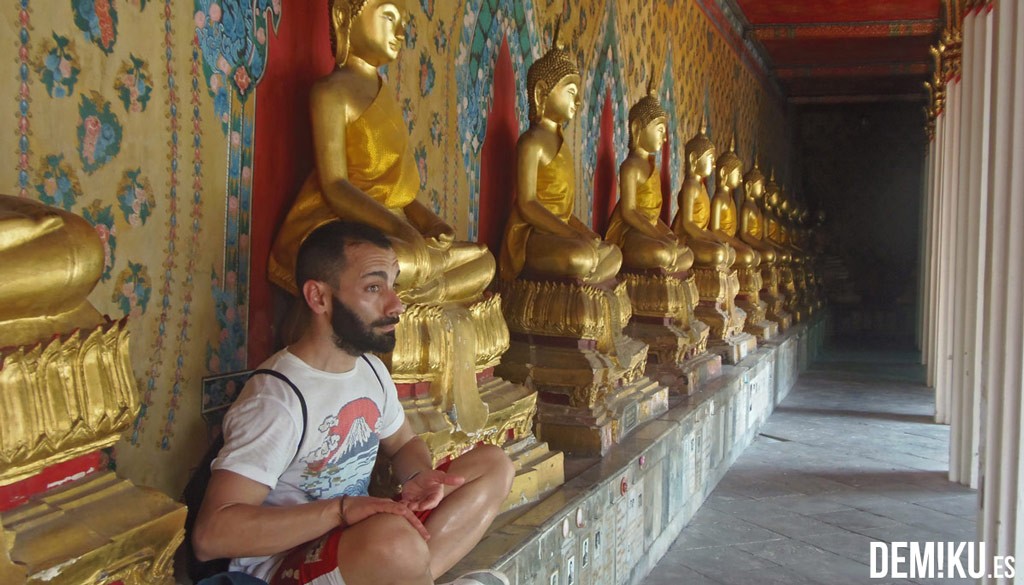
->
[521, 231, 621, 284]
[0, 194, 104, 347]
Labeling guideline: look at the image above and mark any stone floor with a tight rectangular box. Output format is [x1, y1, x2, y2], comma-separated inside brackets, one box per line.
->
[645, 343, 979, 585]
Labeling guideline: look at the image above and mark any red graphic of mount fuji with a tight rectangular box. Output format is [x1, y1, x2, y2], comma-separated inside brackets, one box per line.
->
[304, 397, 381, 473]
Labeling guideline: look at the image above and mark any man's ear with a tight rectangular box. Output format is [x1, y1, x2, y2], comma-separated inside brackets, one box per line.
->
[301, 280, 330, 315]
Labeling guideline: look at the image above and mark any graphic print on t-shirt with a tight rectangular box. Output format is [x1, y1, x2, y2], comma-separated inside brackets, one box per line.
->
[299, 397, 382, 499]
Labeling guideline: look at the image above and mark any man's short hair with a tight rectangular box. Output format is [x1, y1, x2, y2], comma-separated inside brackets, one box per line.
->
[295, 221, 393, 290]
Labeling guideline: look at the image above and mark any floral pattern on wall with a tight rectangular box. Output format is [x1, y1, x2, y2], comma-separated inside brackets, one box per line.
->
[76, 91, 123, 173]
[35, 33, 81, 98]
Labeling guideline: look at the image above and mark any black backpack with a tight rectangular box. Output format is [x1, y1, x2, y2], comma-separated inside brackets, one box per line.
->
[181, 369, 307, 582]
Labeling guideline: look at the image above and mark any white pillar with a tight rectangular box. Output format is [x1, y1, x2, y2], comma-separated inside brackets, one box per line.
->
[950, 5, 992, 489]
[979, 0, 1024, 580]
[934, 78, 961, 426]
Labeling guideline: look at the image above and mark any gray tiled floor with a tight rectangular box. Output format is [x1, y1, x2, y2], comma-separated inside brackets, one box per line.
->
[646, 345, 978, 585]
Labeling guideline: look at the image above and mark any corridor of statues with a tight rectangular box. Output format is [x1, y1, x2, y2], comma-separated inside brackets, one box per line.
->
[0, 1, 834, 583]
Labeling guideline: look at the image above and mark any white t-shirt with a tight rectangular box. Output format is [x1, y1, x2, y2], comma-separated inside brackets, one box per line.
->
[211, 349, 405, 579]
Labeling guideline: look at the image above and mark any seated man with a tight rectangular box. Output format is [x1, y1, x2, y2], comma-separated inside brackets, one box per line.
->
[193, 221, 514, 585]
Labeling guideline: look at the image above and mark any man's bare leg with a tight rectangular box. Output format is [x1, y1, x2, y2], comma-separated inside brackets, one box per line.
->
[335, 513, 433, 585]
[423, 444, 515, 578]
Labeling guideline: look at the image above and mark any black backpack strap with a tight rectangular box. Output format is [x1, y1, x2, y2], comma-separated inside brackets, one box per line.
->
[248, 369, 307, 457]
[360, 355, 388, 410]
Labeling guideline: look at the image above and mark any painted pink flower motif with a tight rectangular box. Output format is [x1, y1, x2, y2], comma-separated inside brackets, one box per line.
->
[256, 27, 266, 45]
[209, 354, 221, 372]
[19, 46, 28, 61]
[44, 177, 57, 197]
[240, 165, 252, 185]
[210, 73, 222, 93]
[82, 116, 102, 164]
[194, 11, 206, 28]
[59, 58, 72, 78]
[228, 195, 239, 212]
[226, 306, 236, 321]
[217, 55, 231, 75]
[225, 271, 237, 288]
[230, 131, 241, 147]
[233, 66, 251, 94]
[208, 3, 222, 22]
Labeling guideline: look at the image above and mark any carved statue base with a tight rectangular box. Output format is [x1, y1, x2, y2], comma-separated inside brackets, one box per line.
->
[496, 279, 669, 456]
[620, 271, 720, 394]
[1, 472, 184, 585]
[384, 294, 563, 508]
[692, 266, 757, 364]
[760, 265, 792, 331]
[736, 267, 778, 341]
[0, 319, 184, 585]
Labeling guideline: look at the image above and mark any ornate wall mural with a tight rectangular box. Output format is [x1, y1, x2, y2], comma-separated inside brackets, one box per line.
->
[2, 0, 229, 492]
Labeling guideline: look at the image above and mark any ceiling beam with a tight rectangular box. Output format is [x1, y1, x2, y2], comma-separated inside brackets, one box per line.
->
[775, 63, 931, 78]
[753, 19, 941, 40]
[789, 93, 928, 105]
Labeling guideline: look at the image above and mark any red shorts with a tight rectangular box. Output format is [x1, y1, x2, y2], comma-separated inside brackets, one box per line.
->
[269, 462, 451, 585]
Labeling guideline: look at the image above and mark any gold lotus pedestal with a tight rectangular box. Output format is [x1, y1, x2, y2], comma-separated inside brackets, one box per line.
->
[619, 271, 721, 395]
[496, 279, 669, 457]
[0, 320, 185, 585]
[385, 294, 563, 510]
[692, 266, 758, 365]
[736, 267, 778, 341]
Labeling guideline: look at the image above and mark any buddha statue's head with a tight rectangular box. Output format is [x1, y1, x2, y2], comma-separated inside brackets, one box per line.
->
[779, 196, 792, 221]
[528, 22, 581, 124]
[765, 169, 781, 212]
[743, 157, 765, 202]
[628, 81, 668, 153]
[684, 115, 715, 179]
[329, 0, 407, 68]
[715, 135, 743, 190]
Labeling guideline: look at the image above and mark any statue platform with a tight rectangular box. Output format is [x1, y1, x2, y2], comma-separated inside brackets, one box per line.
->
[441, 316, 827, 585]
[619, 271, 722, 396]
[0, 319, 185, 585]
[736, 267, 779, 342]
[496, 279, 669, 457]
[690, 266, 758, 365]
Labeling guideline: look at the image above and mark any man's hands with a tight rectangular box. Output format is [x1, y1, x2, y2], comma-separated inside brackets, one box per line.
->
[399, 469, 465, 512]
[338, 495, 431, 541]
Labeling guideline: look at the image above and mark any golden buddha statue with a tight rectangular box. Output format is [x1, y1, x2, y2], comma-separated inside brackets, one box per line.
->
[710, 140, 777, 341]
[0, 196, 183, 584]
[498, 30, 620, 284]
[671, 118, 734, 270]
[709, 137, 759, 270]
[763, 171, 798, 320]
[267, 0, 560, 506]
[606, 85, 691, 275]
[740, 161, 791, 331]
[670, 120, 756, 363]
[607, 85, 714, 392]
[0, 194, 104, 348]
[496, 27, 666, 455]
[269, 0, 493, 305]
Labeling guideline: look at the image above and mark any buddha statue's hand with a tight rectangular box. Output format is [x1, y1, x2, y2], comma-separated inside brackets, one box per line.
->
[423, 220, 455, 250]
[391, 225, 434, 292]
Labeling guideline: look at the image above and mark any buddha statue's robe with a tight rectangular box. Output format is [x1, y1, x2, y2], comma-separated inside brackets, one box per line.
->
[500, 139, 575, 281]
[270, 87, 491, 298]
[672, 177, 734, 270]
[606, 167, 690, 273]
[712, 195, 759, 268]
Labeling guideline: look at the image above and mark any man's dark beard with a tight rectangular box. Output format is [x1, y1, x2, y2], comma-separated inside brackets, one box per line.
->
[330, 295, 399, 354]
